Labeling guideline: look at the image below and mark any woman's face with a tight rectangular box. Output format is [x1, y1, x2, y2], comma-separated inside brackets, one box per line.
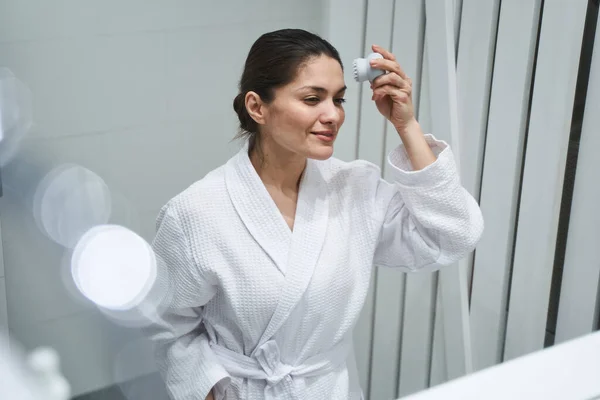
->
[261, 55, 346, 161]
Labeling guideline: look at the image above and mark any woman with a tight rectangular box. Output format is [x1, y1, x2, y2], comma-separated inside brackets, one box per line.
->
[147, 28, 483, 400]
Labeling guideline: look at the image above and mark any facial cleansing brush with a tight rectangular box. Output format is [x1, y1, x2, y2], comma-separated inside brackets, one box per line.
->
[353, 52, 385, 83]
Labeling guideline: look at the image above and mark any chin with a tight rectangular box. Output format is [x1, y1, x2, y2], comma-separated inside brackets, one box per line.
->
[307, 145, 335, 160]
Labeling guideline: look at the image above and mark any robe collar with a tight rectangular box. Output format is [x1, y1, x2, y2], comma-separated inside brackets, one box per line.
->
[224, 142, 330, 346]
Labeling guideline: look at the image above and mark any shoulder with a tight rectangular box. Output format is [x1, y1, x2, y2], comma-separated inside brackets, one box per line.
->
[318, 155, 385, 188]
[157, 163, 229, 226]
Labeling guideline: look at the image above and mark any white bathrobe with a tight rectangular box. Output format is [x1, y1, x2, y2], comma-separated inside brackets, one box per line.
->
[146, 134, 484, 400]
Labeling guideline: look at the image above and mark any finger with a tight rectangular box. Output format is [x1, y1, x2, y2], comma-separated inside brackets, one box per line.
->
[370, 57, 408, 80]
[372, 85, 411, 103]
[371, 44, 410, 79]
[371, 72, 410, 91]
[372, 44, 396, 61]
[371, 77, 412, 99]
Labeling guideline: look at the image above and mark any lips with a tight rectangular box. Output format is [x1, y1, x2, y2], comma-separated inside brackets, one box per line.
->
[311, 131, 336, 142]
[311, 131, 334, 137]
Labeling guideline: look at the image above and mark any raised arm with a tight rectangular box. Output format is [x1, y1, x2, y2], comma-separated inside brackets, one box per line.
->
[366, 43, 483, 271]
[371, 133, 483, 272]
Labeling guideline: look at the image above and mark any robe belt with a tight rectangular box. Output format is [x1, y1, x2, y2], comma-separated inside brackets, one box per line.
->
[210, 335, 352, 399]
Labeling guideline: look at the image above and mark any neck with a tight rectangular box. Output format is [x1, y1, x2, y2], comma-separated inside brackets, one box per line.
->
[249, 137, 306, 192]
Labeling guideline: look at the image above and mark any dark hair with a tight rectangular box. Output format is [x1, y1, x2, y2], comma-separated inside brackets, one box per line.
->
[232, 28, 343, 151]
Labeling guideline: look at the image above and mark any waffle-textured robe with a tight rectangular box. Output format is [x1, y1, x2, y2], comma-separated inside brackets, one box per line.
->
[147, 134, 484, 400]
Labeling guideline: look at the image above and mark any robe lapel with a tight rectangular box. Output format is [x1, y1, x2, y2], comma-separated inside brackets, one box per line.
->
[255, 157, 330, 348]
[225, 145, 292, 274]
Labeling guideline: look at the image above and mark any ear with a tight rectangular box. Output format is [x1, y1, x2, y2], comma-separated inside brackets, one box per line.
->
[245, 91, 267, 126]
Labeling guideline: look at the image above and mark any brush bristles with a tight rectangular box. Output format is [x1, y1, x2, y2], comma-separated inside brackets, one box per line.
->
[352, 60, 359, 81]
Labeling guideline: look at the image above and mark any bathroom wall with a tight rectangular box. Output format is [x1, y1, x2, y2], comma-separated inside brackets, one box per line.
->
[0, 1, 328, 396]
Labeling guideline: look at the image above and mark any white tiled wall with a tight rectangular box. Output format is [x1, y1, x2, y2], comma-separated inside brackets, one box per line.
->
[0, 1, 327, 396]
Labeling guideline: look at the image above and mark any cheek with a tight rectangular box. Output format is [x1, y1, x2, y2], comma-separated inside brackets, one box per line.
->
[338, 108, 346, 124]
[271, 103, 310, 127]
[283, 107, 317, 130]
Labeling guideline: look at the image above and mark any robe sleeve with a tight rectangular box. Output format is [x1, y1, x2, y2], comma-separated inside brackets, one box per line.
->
[372, 133, 484, 272]
[143, 203, 230, 400]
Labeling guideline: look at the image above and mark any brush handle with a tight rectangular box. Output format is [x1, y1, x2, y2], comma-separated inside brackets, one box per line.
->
[353, 52, 386, 83]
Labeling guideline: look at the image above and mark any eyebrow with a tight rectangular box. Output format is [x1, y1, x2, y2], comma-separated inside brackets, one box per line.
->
[297, 85, 347, 94]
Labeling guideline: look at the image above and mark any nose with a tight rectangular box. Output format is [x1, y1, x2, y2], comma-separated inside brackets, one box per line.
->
[319, 99, 342, 126]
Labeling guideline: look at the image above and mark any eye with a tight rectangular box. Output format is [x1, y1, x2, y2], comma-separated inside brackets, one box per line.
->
[304, 96, 346, 106]
[304, 97, 320, 105]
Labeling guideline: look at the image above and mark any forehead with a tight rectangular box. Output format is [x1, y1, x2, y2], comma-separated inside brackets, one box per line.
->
[289, 55, 345, 90]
